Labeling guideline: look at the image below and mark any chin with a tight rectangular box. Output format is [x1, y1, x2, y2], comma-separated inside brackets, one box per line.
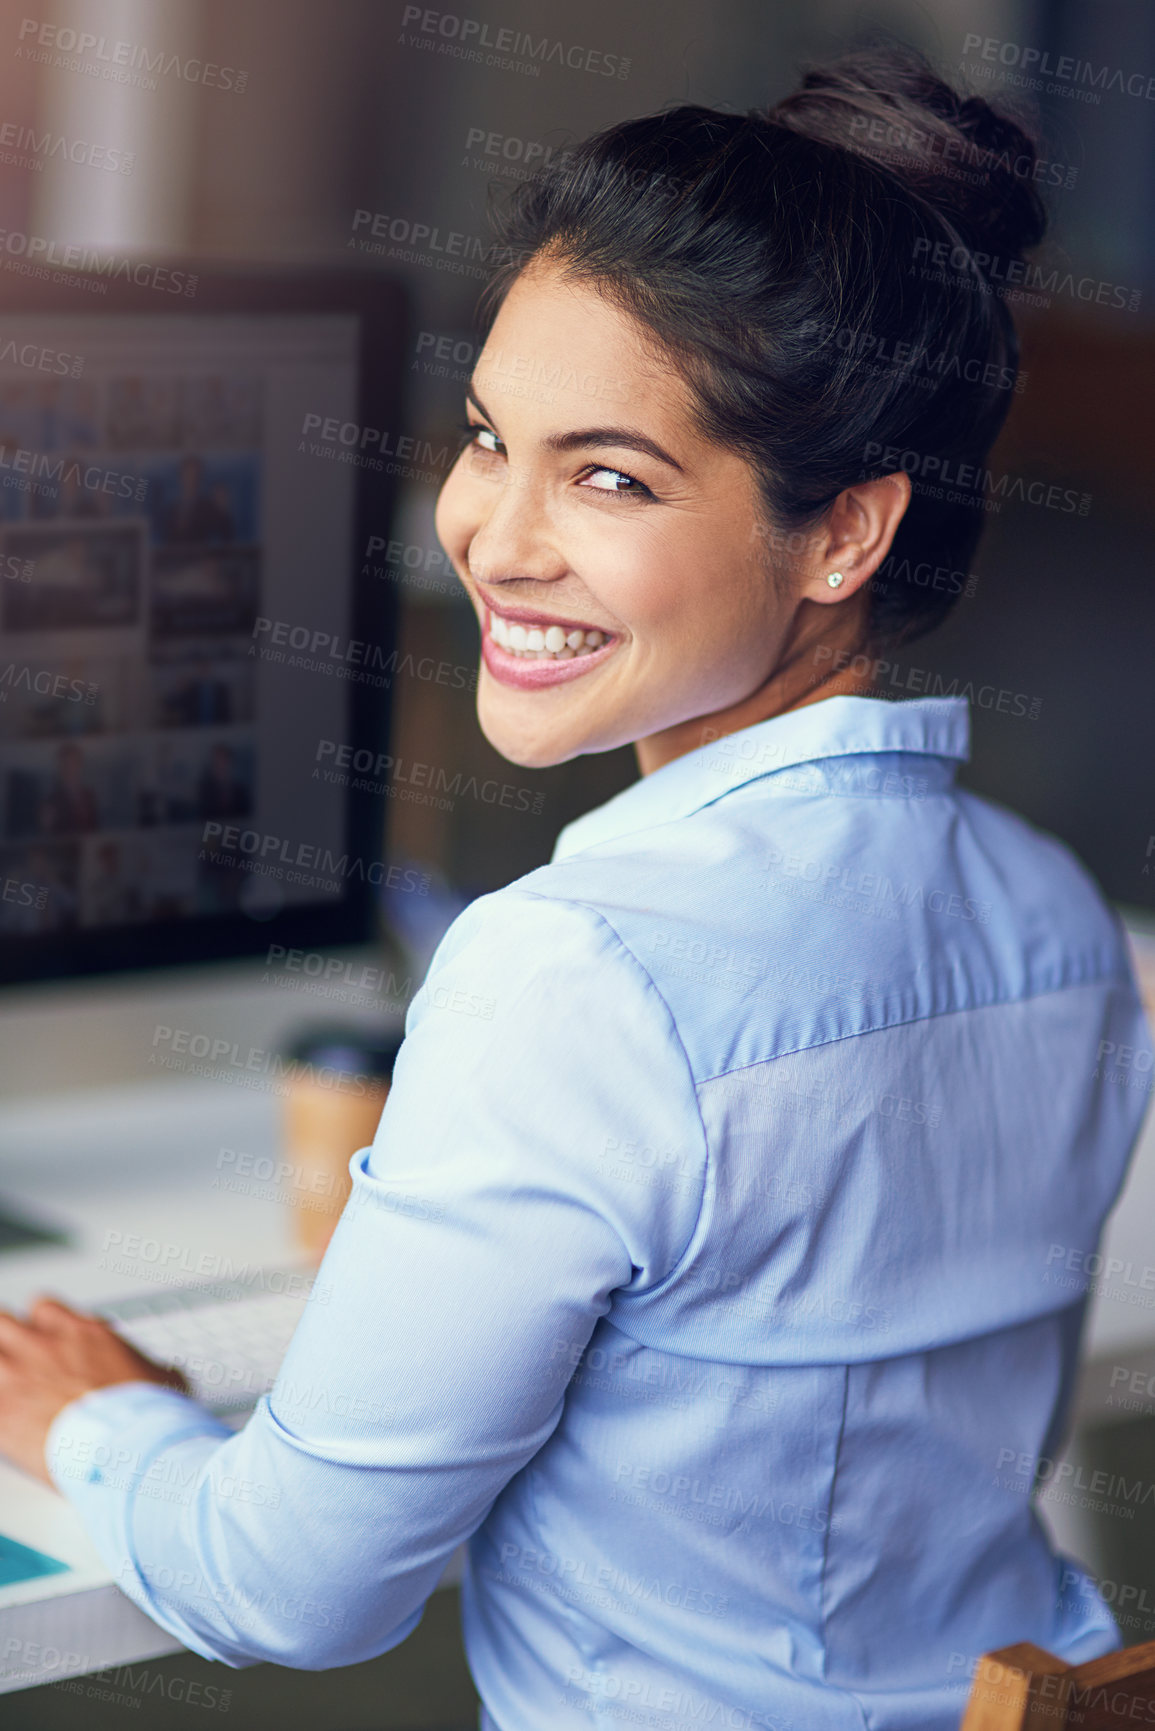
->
[477, 710, 579, 770]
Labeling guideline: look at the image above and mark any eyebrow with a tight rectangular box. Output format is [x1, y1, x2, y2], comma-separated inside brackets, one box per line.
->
[465, 385, 686, 475]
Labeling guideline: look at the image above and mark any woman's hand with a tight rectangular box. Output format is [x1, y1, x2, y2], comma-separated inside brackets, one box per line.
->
[0, 1296, 190, 1485]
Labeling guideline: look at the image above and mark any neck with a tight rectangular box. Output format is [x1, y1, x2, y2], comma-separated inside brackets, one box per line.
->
[634, 596, 879, 778]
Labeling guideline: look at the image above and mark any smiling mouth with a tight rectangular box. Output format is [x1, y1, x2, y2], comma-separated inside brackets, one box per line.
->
[486, 606, 614, 661]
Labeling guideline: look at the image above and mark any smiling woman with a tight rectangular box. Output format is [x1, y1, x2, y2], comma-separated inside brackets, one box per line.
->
[0, 42, 1150, 1731]
[435, 43, 1046, 773]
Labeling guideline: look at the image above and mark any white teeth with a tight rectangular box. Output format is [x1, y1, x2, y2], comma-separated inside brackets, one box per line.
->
[489, 611, 613, 661]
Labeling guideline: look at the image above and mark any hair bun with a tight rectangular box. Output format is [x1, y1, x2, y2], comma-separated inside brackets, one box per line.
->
[766, 45, 1047, 272]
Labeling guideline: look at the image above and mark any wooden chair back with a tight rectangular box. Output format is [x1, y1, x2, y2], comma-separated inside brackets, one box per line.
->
[962, 1640, 1155, 1729]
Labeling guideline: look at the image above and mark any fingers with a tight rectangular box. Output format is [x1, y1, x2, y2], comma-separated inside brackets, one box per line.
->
[27, 1296, 83, 1331]
[0, 1311, 35, 1358]
[0, 1298, 102, 1357]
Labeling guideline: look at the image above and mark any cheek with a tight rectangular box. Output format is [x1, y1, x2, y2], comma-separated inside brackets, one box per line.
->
[434, 468, 472, 559]
[613, 552, 740, 649]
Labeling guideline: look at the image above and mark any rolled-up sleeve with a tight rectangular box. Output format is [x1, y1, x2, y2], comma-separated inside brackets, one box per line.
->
[46, 887, 708, 1668]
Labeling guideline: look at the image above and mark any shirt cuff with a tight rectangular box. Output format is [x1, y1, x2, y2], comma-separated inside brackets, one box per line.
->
[44, 1382, 262, 1666]
[46, 1380, 231, 1502]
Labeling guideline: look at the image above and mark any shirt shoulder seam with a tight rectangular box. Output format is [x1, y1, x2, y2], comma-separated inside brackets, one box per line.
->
[514, 886, 712, 1289]
[695, 968, 1140, 1088]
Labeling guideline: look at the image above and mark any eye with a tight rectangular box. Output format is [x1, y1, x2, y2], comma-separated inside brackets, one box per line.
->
[454, 417, 654, 502]
[455, 418, 502, 456]
[579, 465, 652, 500]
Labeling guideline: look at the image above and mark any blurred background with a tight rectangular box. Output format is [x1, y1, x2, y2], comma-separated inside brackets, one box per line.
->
[0, 0, 1153, 1723]
[2, 0, 1150, 910]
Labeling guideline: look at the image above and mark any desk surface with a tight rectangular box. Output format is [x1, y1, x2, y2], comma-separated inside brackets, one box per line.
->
[0, 1079, 297, 1690]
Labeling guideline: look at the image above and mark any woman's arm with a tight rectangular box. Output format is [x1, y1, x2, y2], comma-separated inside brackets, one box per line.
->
[27, 887, 709, 1668]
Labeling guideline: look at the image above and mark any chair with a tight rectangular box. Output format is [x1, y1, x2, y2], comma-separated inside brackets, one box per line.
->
[961, 1639, 1155, 1728]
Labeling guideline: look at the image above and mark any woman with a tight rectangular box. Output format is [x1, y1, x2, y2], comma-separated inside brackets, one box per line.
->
[0, 46, 1148, 1731]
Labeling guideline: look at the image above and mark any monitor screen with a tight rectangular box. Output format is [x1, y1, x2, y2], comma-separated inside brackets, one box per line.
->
[0, 274, 407, 983]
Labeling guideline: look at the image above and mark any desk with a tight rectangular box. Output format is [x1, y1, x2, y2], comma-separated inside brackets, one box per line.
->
[0, 1075, 462, 1694]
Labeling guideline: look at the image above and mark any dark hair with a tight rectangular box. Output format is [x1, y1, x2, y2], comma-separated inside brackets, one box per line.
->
[477, 45, 1047, 647]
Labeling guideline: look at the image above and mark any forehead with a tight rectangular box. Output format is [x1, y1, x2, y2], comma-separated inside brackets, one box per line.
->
[473, 261, 689, 425]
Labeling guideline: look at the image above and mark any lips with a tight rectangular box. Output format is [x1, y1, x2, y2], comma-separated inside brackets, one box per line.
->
[480, 605, 621, 691]
[485, 601, 615, 636]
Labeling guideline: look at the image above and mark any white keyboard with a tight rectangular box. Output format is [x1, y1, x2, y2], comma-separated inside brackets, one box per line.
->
[99, 1275, 311, 1422]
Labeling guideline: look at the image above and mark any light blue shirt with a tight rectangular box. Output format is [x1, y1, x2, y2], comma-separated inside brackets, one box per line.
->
[48, 696, 1151, 1731]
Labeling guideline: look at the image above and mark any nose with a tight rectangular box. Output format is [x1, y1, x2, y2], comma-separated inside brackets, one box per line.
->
[464, 462, 567, 593]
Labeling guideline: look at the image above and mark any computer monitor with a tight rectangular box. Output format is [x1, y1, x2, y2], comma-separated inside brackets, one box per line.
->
[0, 268, 410, 985]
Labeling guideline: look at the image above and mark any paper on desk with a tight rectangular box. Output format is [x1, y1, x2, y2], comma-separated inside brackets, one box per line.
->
[0, 1455, 112, 1614]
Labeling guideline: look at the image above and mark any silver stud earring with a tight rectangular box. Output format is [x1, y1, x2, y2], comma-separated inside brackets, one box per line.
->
[826, 571, 845, 589]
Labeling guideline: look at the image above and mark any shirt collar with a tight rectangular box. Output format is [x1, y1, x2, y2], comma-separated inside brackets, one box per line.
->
[552, 696, 970, 864]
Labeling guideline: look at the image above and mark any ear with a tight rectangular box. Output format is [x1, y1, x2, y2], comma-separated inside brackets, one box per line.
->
[801, 472, 912, 605]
